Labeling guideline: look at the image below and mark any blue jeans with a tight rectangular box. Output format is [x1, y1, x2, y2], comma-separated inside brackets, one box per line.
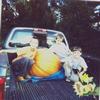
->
[12, 57, 34, 78]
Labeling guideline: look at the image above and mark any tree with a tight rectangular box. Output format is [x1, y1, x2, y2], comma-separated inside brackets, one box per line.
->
[59, 1, 93, 46]
[1, 0, 56, 37]
[30, 0, 55, 28]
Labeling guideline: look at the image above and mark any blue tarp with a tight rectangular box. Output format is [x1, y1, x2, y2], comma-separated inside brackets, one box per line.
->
[26, 68, 65, 83]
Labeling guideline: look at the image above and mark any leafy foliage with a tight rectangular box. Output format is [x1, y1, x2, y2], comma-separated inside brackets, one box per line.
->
[57, 1, 94, 46]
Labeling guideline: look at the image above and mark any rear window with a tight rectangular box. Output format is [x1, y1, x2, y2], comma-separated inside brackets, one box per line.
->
[10, 29, 58, 47]
[11, 29, 33, 44]
[47, 31, 57, 46]
[5, 28, 67, 48]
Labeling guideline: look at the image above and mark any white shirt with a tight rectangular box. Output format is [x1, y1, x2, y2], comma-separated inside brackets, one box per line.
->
[65, 55, 88, 71]
[49, 43, 71, 62]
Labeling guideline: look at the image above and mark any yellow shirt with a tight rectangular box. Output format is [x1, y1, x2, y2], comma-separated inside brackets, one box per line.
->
[12, 46, 37, 62]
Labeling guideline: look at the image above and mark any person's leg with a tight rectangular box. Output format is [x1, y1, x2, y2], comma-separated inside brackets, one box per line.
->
[12, 57, 34, 81]
[21, 57, 34, 77]
[69, 71, 79, 82]
[63, 63, 72, 80]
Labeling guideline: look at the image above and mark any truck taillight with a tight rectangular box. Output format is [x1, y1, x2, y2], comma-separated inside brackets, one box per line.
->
[0, 78, 5, 85]
[0, 77, 5, 100]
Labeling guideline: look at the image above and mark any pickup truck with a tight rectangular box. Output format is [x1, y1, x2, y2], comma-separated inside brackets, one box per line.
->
[0, 27, 98, 100]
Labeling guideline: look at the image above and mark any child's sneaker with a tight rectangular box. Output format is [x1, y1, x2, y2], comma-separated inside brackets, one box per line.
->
[17, 76, 25, 81]
[66, 79, 71, 82]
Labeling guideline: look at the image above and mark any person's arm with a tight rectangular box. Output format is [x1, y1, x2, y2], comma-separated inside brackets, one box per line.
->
[79, 67, 87, 76]
[63, 43, 72, 56]
[67, 49, 72, 55]
[78, 58, 88, 76]
[12, 47, 30, 62]
[49, 44, 56, 54]
[0, 49, 17, 54]
[0, 47, 27, 55]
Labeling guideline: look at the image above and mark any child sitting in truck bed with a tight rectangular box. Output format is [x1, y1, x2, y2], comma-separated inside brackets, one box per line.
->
[63, 47, 88, 82]
[0, 38, 39, 81]
[49, 33, 72, 62]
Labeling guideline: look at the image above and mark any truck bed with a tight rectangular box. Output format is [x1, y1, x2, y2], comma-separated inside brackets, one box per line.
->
[0, 53, 96, 100]
[5, 79, 95, 100]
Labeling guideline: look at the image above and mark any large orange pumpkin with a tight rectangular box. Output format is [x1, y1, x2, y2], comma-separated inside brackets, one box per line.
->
[29, 48, 61, 77]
